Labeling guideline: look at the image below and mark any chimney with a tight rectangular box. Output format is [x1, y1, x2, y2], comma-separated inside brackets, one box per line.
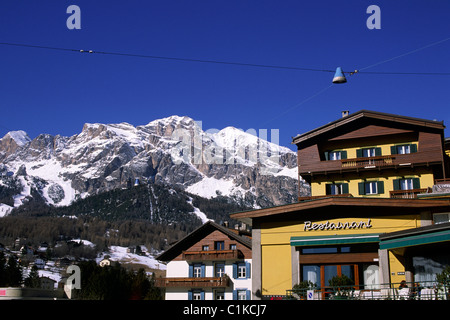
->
[341, 110, 349, 118]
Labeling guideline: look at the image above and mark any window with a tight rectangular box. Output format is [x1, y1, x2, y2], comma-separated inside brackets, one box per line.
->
[326, 183, 349, 195]
[433, 213, 450, 224]
[215, 290, 225, 300]
[230, 244, 237, 250]
[189, 290, 204, 300]
[215, 263, 225, 277]
[391, 144, 417, 155]
[238, 264, 247, 279]
[363, 148, 376, 158]
[233, 289, 250, 300]
[215, 241, 225, 251]
[393, 178, 420, 191]
[357, 147, 381, 158]
[358, 181, 384, 195]
[324, 150, 347, 161]
[193, 264, 202, 278]
[238, 290, 247, 300]
[329, 151, 341, 161]
[189, 263, 205, 278]
[233, 261, 251, 279]
[400, 178, 413, 190]
[365, 181, 378, 195]
[202, 245, 209, 251]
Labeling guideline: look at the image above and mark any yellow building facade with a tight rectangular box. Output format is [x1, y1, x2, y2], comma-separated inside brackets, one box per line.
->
[231, 110, 450, 299]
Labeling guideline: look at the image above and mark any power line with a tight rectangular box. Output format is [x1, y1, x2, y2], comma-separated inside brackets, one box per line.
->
[0, 42, 335, 73]
[1, 41, 449, 76]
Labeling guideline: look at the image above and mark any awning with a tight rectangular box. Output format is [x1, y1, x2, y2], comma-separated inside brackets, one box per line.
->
[379, 229, 450, 250]
[290, 234, 380, 247]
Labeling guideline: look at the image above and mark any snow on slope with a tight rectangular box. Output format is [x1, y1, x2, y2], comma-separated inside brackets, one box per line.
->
[96, 246, 166, 271]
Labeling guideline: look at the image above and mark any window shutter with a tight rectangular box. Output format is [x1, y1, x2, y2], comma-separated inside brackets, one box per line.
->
[413, 178, 420, 189]
[358, 182, 366, 195]
[233, 290, 237, 300]
[340, 151, 347, 160]
[200, 291, 205, 300]
[325, 184, 332, 195]
[324, 151, 329, 161]
[201, 264, 206, 277]
[188, 290, 193, 300]
[232, 263, 238, 279]
[246, 262, 251, 279]
[410, 144, 417, 153]
[375, 147, 382, 156]
[342, 183, 349, 194]
[391, 146, 397, 155]
[189, 264, 193, 277]
[377, 181, 384, 194]
[356, 149, 363, 158]
[246, 290, 251, 300]
[393, 179, 400, 191]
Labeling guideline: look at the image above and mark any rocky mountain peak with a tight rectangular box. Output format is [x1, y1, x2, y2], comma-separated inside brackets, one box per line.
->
[0, 116, 309, 211]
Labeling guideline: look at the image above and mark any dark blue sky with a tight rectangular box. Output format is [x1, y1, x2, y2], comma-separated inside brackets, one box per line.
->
[1, 1, 449, 150]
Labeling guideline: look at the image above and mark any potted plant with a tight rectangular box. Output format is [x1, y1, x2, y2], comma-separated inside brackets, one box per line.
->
[292, 280, 316, 300]
[328, 274, 354, 299]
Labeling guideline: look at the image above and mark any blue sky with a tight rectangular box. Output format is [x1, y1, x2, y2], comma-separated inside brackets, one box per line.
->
[1, 0, 449, 151]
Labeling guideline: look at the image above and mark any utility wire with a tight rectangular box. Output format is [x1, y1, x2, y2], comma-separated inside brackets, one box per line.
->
[1, 41, 449, 76]
[0, 42, 335, 73]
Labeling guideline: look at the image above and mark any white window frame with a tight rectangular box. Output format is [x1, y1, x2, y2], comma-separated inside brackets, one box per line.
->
[365, 181, 378, 195]
[193, 265, 202, 278]
[400, 178, 413, 190]
[329, 151, 341, 161]
[362, 148, 376, 158]
[397, 145, 411, 155]
[193, 291, 202, 300]
[237, 290, 247, 300]
[238, 263, 247, 279]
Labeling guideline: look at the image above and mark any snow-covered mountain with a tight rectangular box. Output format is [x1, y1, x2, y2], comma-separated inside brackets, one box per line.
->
[0, 116, 308, 215]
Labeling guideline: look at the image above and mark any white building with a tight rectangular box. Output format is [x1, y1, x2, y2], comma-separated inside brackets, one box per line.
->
[156, 221, 252, 300]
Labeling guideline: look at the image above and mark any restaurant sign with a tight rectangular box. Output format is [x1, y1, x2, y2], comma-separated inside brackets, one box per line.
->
[304, 219, 372, 232]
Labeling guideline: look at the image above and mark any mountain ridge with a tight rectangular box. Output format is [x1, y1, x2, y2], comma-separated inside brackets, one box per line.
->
[0, 115, 309, 216]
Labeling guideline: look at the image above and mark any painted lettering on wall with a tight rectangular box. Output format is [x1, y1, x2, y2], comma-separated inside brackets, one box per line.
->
[304, 219, 372, 231]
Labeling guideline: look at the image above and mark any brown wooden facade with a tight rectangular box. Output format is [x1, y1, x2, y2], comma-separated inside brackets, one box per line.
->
[292, 110, 447, 199]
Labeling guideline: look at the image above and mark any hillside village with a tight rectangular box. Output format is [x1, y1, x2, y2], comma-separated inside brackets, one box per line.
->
[2, 110, 450, 301]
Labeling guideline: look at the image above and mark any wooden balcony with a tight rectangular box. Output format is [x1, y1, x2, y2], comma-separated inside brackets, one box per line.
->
[182, 249, 243, 261]
[155, 276, 231, 288]
[341, 155, 395, 169]
[389, 188, 428, 199]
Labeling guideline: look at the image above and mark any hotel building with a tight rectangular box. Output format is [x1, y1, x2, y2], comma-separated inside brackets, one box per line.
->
[231, 110, 450, 299]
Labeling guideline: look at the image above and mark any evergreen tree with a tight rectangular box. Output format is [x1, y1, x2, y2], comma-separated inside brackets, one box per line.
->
[24, 265, 41, 288]
[5, 256, 22, 287]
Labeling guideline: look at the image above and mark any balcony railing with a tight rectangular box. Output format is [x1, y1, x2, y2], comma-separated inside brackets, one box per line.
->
[155, 276, 231, 288]
[182, 249, 243, 261]
[341, 155, 395, 169]
[389, 188, 428, 199]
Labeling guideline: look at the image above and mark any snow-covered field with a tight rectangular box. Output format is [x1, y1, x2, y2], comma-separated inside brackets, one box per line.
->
[22, 243, 166, 289]
[96, 245, 166, 271]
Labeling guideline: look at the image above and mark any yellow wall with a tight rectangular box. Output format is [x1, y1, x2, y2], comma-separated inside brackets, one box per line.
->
[311, 172, 434, 198]
[260, 215, 420, 296]
[327, 141, 418, 160]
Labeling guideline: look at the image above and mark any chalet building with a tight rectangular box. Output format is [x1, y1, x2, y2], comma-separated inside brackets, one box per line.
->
[231, 110, 450, 300]
[156, 221, 252, 300]
[293, 110, 448, 200]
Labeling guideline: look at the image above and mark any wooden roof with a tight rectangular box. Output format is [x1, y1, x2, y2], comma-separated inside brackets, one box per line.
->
[292, 110, 445, 145]
[156, 221, 252, 262]
[230, 197, 450, 225]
